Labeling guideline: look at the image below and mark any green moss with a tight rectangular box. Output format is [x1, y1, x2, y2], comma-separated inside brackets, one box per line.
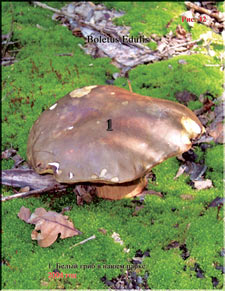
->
[191, 23, 223, 60]
[115, 54, 223, 108]
[2, 2, 224, 290]
[216, 1, 225, 12]
[103, 2, 189, 37]
[147, 41, 157, 50]
[205, 145, 224, 173]
[205, 145, 224, 190]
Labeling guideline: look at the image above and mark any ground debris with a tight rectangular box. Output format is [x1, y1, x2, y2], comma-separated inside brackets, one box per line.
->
[207, 101, 224, 143]
[18, 206, 81, 247]
[208, 197, 224, 208]
[193, 179, 213, 190]
[195, 99, 224, 144]
[101, 270, 149, 289]
[45, 1, 205, 74]
[51, 1, 158, 73]
[175, 90, 197, 105]
[111, 232, 124, 246]
[192, 262, 205, 278]
[185, 2, 225, 33]
[74, 185, 96, 205]
[1, 147, 25, 168]
[2, 148, 17, 159]
[174, 161, 207, 182]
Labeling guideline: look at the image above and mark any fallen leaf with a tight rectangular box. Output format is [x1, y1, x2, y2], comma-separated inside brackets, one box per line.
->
[193, 179, 213, 190]
[189, 163, 207, 181]
[74, 185, 95, 205]
[17, 207, 81, 247]
[1, 148, 17, 159]
[175, 91, 197, 106]
[208, 197, 224, 207]
[176, 24, 188, 37]
[17, 206, 31, 223]
[27, 207, 47, 224]
[208, 122, 224, 143]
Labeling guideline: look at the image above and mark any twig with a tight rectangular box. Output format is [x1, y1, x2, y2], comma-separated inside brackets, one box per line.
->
[32, 1, 77, 19]
[1, 185, 67, 202]
[185, 1, 225, 22]
[127, 80, 133, 93]
[2, 40, 20, 45]
[2, 3, 14, 57]
[69, 235, 96, 249]
[1, 60, 18, 66]
[160, 38, 202, 55]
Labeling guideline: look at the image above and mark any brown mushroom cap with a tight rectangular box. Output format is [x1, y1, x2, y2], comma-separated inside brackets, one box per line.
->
[27, 85, 203, 184]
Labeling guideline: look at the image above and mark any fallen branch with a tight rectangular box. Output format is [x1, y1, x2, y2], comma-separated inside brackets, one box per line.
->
[69, 235, 96, 249]
[185, 1, 225, 22]
[32, 1, 81, 21]
[1, 185, 67, 202]
[2, 168, 62, 189]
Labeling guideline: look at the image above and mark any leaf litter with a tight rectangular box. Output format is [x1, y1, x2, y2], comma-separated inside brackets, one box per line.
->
[18, 206, 81, 247]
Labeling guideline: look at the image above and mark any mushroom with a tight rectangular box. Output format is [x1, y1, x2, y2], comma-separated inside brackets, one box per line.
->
[26, 85, 204, 200]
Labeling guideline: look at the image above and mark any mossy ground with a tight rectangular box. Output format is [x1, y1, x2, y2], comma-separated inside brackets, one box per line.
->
[2, 2, 224, 290]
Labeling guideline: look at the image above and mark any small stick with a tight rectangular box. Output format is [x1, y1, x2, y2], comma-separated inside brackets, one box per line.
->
[1, 185, 67, 202]
[185, 1, 224, 22]
[32, 1, 77, 19]
[69, 235, 96, 249]
[161, 38, 202, 55]
[127, 80, 133, 93]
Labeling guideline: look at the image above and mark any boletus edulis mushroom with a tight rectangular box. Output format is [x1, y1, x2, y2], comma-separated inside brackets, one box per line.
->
[26, 85, 204, 200]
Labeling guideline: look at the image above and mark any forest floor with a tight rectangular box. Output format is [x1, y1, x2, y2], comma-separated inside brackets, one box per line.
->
[1, 2, 224, 290]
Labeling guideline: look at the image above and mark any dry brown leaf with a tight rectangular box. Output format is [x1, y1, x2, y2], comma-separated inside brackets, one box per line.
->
[208, 122, 224, 143]
[17, 206, 81, 247]
[17, 206, 31, 223]
[27, 207, 48, 224]
[176, 24, 187, 37]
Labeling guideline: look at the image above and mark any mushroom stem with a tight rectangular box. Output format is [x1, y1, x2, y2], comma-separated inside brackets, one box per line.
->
[95, 176, 148, 200]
